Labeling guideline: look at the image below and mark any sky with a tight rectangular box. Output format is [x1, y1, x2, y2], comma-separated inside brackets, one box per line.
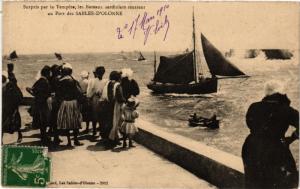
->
[3, 1, 300, 55]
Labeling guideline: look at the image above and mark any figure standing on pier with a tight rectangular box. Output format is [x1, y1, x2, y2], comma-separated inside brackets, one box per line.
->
[102, 71, 125, 146]
[49, 64, 63, 145]
[86, 66, 107, 136]
[2, 71, 23, 143]
[79, 70, 91, 132]
[120, 97, 139, 148]
[242, 80, 299, 188]
[56, 63, 83, 147]
[30, 66, 52, 145]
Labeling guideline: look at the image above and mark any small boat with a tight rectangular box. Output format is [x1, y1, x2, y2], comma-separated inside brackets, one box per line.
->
[147, 10, 248, 94]
[54, 52, 63, 60]
[138, 52, 146, 61]
[8, 50, 18, 60]
[188, 113, 219, 129]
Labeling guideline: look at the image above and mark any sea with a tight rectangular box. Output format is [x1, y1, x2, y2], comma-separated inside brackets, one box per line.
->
[3, 51, 299, 164]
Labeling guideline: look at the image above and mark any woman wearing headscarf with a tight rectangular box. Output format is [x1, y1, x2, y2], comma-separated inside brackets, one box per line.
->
[79, 70, 91, 131]
[101, 71, 125, 146]
[242, 80, 299, 188]
[79, 70, 89, 93]
[2, 71, 23, 143]
[30, 66, 52, 145]
[120, 68, 140, 101]
[56, 63, 83, 147]
[86, 66, 107, 136]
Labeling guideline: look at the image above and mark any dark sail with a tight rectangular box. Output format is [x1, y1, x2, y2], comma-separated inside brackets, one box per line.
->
[154, 52, 195, 84]
[138, 52, 145, 61]
[201, 34, 246, 76]
[55, 52, 63, 60]
[9, 51, 18, 60]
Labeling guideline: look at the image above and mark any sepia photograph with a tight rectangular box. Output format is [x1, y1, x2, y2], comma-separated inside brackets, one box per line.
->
[1, 1, 299, 188]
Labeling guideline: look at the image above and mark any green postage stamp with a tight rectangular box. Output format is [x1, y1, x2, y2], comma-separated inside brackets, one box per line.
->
[2, 145, 51, 187]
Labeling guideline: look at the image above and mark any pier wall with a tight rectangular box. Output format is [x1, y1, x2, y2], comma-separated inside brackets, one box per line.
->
[135, 119, 244, 188]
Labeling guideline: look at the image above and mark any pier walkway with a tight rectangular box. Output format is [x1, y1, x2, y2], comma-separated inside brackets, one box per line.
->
[2, 107, 216, 188]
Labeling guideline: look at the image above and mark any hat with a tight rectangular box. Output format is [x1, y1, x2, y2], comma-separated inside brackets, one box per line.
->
[127, 97, 139, 108]
[2, 70, 8, 78]
[80, 71, 89, 78]
[109, 71, 121, 81]
[121, 68, 133, 79]
[264, 80, 285, 96]
[62, 62, 72, 70]
[94, 66, 105, 77]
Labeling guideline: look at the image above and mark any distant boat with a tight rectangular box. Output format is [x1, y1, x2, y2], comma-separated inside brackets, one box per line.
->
[54, 52, 63, 60]
[244, 49, 259, 59]
[225, 49, 234, 58]
[122, 54, 128, 60]
[262, 49, 293, 60]
[147, 10, 248, 94]
[138, 52, 146, 61]
[8, 50, 18, 60]
[119, 51, 128, 60]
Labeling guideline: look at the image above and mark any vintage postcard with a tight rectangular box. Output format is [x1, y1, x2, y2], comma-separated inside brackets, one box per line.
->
[1, 1, 299, 188]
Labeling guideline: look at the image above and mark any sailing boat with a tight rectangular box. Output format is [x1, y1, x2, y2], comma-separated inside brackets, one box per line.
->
[138, 52, 146, 61]
[8, 50, 18, 60]
[54, 52, 63, 60]
[147, 11, 247, 94]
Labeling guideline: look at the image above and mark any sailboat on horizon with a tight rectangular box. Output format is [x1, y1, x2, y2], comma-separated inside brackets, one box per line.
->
[138, 52, 146, 61]
[147, 10, 248, 94]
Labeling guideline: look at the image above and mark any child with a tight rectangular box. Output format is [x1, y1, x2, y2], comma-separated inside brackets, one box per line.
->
[120, 97, 139, 148]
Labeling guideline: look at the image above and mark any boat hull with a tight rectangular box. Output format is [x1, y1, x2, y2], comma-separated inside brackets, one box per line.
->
[147, 77, 218, 94]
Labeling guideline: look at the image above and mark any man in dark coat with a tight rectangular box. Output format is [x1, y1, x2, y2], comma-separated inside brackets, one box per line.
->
[242, 81, 299, 188]
[31, 66, 52, 145]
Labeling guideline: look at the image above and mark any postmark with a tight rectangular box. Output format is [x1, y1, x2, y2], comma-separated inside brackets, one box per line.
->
[2, 145, 51, 187]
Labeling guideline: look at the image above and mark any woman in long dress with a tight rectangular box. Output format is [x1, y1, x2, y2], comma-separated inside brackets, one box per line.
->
[30, 66, 52, 145]
[101, 71, 125, 146]
[86, 66, 107, 136]
[56, 63, 83, 147]
[242, 81, 299, 188]
[79, 70, 91, 132]
[49, 64, 63, 145]
[2, 71, 23, 143]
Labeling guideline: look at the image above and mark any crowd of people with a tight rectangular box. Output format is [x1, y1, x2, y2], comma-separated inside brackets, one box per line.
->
[2, 62, 140, 149]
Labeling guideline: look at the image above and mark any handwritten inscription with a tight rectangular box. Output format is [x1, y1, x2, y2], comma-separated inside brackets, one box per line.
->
[116, 4, 170, 45]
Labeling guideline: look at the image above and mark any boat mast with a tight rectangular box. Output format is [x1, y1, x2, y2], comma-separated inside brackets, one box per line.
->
[154, 51, 157, 76]
[192, 8, 199, 83]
